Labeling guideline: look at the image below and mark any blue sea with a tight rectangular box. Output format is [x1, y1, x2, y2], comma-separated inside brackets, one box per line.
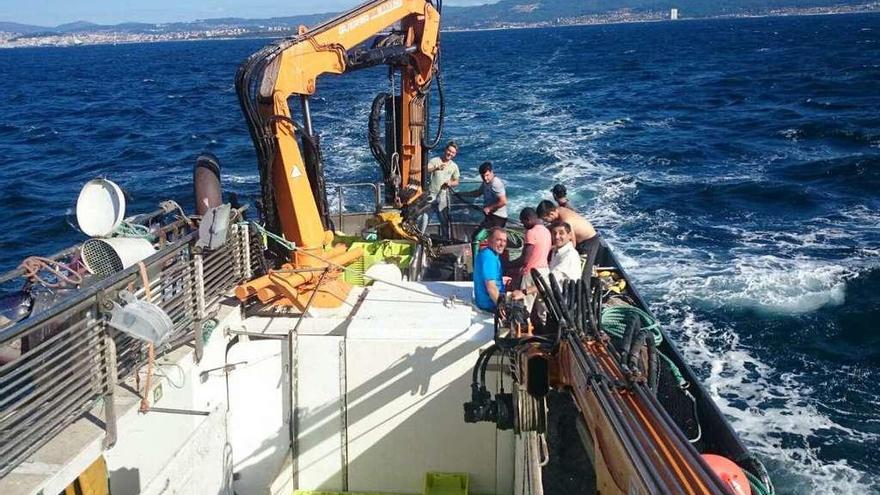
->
[1, 12, 879, 493]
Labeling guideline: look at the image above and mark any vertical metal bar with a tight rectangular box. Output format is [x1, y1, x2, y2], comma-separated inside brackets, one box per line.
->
[338, 186, 344, 230]
[194, 253, 206, 320]
[242, 224, 252, 280]
[339, 338, 349, 491]
[373, 183, 381, 213]
[102, 324, 118, 449]
[229, 224, 241, 283]
[300, 96, 314, 137]
[289, 324, 299, 490]
[193, 252, 206, 363]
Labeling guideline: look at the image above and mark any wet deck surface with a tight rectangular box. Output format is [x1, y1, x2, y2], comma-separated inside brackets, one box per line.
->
[543, 391, 596, 495]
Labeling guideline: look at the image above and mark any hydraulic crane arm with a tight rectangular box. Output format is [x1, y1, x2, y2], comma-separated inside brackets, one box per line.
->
[236, 0, 440, 254]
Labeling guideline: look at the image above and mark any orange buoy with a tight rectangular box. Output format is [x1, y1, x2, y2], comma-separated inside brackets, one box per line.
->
[701, 454, 751, 495]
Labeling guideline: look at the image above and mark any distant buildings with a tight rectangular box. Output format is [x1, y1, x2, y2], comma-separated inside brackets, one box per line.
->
[670, 8, 680, 20]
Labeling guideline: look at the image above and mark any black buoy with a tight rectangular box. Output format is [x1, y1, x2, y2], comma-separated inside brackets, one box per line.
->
[193, 153, 222, 216]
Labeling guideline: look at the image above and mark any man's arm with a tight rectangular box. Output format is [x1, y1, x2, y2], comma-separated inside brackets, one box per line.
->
[485, 279, 501, 305]
[447, 166, 460, 188]
[483, 194, 507, 216]
[508, 243, 533, 269]
[458, 183, 482, 198]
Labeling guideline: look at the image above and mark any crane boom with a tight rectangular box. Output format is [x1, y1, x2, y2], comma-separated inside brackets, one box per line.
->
[235, 0, 440, 308]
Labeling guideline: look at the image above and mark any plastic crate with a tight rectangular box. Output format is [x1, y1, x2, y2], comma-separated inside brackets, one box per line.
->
[343, 240, 414, 286]
[423, 472, 468, 495]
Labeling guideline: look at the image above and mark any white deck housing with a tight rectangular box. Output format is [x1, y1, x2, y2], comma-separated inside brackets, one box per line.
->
[3, 281, 527, 495]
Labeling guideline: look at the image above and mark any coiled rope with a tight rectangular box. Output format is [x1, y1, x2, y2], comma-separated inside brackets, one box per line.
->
[19, 256, 83, 288]
[600, 304, 687, 388]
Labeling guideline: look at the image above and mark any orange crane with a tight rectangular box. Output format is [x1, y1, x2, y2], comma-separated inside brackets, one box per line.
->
[234, 0, 441, 308]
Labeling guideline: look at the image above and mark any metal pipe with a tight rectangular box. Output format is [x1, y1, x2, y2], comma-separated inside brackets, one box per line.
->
[0, 393, 94, 477]
[1, 318, 93, 375]
[300, 96, 314, 137]
[147, 406, 210, 416]
[0, 334, 100, 405]
[226, 329, 289, 340]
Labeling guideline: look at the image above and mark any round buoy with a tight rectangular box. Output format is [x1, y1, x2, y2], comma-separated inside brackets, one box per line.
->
[364, 262, 403, 286]
[702, 454, 751, 495]
[76, 178, 125, 237]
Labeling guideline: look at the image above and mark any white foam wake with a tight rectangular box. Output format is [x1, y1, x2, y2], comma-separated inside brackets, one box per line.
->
[652, 304, 879, 494]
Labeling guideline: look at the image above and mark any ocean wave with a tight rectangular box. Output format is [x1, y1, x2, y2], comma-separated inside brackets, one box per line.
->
[656, 306, 880, 494]
[777, 156, 880, 190]
[665, 256, 853, 314]
[779, 122, 878, 146]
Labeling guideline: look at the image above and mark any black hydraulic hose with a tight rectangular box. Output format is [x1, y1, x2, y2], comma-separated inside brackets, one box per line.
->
[627, 328, 647, 371]
[548, 273, 575, 330]
[235, 39, 294, 237]
[472, 344, 498, 387]
[579, 280, 595, 338]
[531, 269, 562, 322]
[575, 279, 584, 335]
[531, 268, 565, 347]
[646, 330, 659, 394]
[621, 315, 639, 361]
[422, 62, 445, 151]
[479, 344, 500, 387]
[593, 279, 604, 334]
[369, 92, 391, 176]
[568, 280, 579, 332]
[266, 114, 333, 230]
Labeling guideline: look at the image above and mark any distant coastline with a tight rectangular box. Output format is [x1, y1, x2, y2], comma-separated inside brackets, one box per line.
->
[1, 5, 878, 49]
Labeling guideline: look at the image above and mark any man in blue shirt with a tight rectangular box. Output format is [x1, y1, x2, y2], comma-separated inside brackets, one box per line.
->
[473, 227, 508, 312]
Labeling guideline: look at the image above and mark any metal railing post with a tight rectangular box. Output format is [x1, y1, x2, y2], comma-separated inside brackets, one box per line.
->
[242, 224, 252, 280]
[338, 186, 345, 230]
[192, 250, 206, 362]
[102, 323, 118, 449]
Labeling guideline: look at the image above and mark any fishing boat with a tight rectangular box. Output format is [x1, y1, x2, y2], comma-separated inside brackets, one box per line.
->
[0, 1, 775, 494]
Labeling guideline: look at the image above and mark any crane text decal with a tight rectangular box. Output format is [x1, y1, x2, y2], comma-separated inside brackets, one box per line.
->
[338, 0, 404, 36]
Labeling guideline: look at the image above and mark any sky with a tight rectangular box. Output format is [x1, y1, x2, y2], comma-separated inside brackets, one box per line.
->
[0, 0, 496, 27]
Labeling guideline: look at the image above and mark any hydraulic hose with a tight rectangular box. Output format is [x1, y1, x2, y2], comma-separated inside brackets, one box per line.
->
[369, 92, 391, 176]
[422, 62, 445, 151]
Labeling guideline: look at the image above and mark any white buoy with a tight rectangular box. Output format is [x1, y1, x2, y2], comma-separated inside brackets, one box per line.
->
[364, 262, 403, 286]
[76, 178, 126, 237]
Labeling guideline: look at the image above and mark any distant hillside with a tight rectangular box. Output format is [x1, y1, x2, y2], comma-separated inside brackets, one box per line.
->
[443, 0, 879, 27]
[0, 22, 45, 34]
[1, 0, 878, 37]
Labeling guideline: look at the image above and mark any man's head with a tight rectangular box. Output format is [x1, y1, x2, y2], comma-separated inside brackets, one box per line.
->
[519, 207, 540, 229]
[478, 161, 494, 184]
[549, 221, 572, 249]
[444, 141, 458, 161]
[536, 200, 559, 223]
[551, 184, 567, 201]
[487, 227, 507, 254]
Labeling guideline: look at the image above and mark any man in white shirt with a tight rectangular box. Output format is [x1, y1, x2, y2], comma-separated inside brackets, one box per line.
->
[512, 221, 582, 301]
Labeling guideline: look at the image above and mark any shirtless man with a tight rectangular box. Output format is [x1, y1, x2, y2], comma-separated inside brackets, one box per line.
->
[536, 200, 597, 254]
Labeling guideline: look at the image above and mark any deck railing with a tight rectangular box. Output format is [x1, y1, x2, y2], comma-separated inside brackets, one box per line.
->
[0, 219, 260, 477]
